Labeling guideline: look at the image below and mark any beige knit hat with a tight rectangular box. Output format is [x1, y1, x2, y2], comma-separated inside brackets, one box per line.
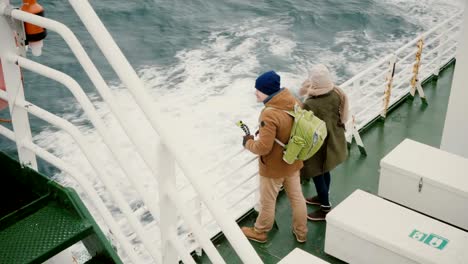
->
[298, 64, 350, 125]
[299, 64, 334, 97]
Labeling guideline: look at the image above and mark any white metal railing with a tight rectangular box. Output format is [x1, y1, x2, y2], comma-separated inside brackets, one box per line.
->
[0, 1, 463, 263]
[342, 11, 463, 129]
[0, 89, 162, 262]
[0, 125, 142, 263]
[66, 2, 262, 263]
[0, 1, 262, 264]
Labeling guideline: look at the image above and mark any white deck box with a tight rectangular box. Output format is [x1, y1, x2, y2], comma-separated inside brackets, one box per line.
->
[378, 138, 468, 230]
[278, 248, 329, 264]
[325, 189, 468, 264]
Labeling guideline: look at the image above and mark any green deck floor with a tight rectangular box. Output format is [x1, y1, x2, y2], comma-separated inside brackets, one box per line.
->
[196, 61, 455, 264]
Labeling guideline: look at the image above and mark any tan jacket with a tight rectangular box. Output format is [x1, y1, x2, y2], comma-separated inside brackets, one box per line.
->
[245, 89, 303, 178]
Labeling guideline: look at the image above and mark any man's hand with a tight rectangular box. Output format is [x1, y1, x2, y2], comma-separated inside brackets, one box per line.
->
[242, 135, 254, 147]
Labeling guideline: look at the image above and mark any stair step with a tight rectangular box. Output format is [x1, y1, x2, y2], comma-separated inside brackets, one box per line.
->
[0, 177, 40, 219]
[0, 202, 93, 264]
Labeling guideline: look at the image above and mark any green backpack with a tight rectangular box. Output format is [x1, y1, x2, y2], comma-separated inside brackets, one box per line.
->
[267, 104, 327, 164]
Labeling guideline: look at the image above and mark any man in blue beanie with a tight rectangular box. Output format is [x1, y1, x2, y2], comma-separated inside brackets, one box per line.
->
[255, 70, 281, 97]
[241, 71, 308, 243]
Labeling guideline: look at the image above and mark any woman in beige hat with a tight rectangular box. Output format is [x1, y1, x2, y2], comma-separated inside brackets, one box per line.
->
[298, 64, 349, 221]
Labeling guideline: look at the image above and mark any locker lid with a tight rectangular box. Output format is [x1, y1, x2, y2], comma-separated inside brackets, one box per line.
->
[380, 138, 468, 198]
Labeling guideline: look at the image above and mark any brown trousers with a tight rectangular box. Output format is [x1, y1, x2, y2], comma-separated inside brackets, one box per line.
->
[254, 171, 308, 237]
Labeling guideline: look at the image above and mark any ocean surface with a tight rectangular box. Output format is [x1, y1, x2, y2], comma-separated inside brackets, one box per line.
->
[0, 0, 465, 262]
[1, 0, 464, 163]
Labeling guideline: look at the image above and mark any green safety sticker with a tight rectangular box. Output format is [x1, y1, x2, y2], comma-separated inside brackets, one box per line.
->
[409, 229, 449, 250]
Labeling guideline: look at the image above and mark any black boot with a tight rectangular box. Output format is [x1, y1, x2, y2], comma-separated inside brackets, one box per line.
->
[307, 205, 331, 221]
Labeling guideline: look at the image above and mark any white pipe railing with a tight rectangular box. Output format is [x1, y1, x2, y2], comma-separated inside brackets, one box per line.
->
[167, 188, 226, 264]
[65, 3, 264, 263]
[7, 54, 162, 228]
[3, 5, 261, 263]
[8, 52, 167, 256]
[0, 125, 141, 264]
[168, 232, 197, 264]
[341, 11, 462, 89]
[6, 8, 162, 194]
[4, 5, 262, 264]
[0, 90, 161, 263]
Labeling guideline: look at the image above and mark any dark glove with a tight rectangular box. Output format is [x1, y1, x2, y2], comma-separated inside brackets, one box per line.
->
[242, 135, 254, 147]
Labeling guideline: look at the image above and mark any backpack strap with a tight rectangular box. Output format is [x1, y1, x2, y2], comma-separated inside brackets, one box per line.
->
[274, 138, 286, 148]
[262, 106, 291, 148]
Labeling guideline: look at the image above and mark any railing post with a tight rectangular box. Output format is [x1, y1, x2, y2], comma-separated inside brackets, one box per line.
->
[194, 198, 203, 257]
[348, 115, 367, 156]
[353, 78, 360, 93]
[158, 143, 179, 263]
[410, 38, 426, 102]
[381, 54, 397, 119]
[0, 3, 37, 169]
[434, 23, 446, 76]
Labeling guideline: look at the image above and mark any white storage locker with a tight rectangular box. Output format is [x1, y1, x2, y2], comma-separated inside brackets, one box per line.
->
[378, 138, 468, 230]
[325, 189, 468, 264]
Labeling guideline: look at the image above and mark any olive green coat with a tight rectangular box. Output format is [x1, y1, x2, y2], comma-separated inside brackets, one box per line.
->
[301, 90, 348, 179]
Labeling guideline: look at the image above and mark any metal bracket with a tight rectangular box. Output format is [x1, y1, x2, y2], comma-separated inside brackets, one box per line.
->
[4, 5, 27, 57]
[13, 20, 27, 57]
[11, 19, 27, 57]
[418, 177, 423, 192]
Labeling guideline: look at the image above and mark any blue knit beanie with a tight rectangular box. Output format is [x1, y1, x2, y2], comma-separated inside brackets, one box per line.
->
[255, 71, 280, 95]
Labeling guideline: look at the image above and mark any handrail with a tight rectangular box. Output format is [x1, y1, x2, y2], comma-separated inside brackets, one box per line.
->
[7, 54, 162, 227]
[0, 90, 161, 263]
[167, 187, 226, 264]
[341, 11, 462, 88]
[66, 2, 264, 262]
[6, 8, 161, 195]
[168, 232, 197, 264]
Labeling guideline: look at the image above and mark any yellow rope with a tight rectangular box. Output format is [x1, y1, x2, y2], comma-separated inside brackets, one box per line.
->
[382, 57, 396, 118]
[411, 38, 424, 94]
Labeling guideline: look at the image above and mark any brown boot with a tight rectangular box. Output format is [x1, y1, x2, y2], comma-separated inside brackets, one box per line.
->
[292, 229, 307, 243]
[307, 205, 331, 221]
[305, 195, 321, 206]
[241, 226, 268, 243]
